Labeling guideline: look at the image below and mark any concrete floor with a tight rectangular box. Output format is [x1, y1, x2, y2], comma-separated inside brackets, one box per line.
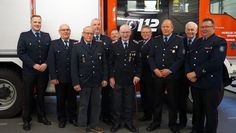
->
[0, 90, 236, 133]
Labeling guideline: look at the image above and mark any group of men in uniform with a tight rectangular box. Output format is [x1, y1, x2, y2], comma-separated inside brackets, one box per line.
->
[17, 14, 226, 133]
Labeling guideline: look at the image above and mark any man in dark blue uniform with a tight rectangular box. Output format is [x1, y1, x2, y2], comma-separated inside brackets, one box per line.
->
[185, 18, 227, 133]
[109, 24, 142, 132]
[91, 18, 112, 125]
[48, 24, 78, 128]
[17, 15, 51, 131]
[71, 26, 108, 133]
[148, 19, 184, 133]
[177, 21, 198, 130]
[138, 25, 154, 122]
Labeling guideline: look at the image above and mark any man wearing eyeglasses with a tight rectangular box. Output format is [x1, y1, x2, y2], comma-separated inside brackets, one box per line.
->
[71, 26, 108, 133]
[48, 24, 78, 128]
[185, 18, 227, 133]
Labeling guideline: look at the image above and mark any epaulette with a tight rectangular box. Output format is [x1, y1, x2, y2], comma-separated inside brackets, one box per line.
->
[154, 35, 161, 38]
[95, 40, 102, 43]
[138, 40, 143, 43]
[176, 35, 184, 38]
[112, 40, 118, 44]
[73, 41, 80, 45]
[133, 40, 138, 44]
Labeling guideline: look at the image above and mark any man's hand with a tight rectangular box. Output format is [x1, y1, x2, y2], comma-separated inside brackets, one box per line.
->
[74, 84, 81, 92]
[33, 64, 41, 71]
[133, 76, 140, 85]
[109, 77, 115, 89]
[187, 72, 197, 82]
[154, 68, 163, 78]
[102, 80, 108, 87]
[160, 69, 172, 78]
[50, 79, 59, 85]
[39, 63, 47, 72]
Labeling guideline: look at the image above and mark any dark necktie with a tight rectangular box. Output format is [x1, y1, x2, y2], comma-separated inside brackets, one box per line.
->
[64, 40, 69, 47]
[188, 39, 192, 45]
[87, 42, 92, 47]
[95, 35, 99, 40]
[164, 37, 168, 43]
[35, 32, 40, 38]
[124, 42, 128, 49]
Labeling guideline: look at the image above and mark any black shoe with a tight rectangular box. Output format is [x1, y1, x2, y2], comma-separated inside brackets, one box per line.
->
[125, 124, 137, 132]
[38, 117, 52, 125]
[102, 118, 113, 125]
[146, 122, 160, 132]
[23, 121, 31, 131]
[58, 121, 66, 128]
[111, 124, 121, 132]
[139, 115, 152, 121]
[170, 126, 180, 133]
[69, 120, 79, 127]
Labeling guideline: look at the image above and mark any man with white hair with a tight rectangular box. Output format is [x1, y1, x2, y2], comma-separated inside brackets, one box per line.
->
[177, 21, 198, 131]
[109, 24, 142, 132]
[48, 24, 78, 128]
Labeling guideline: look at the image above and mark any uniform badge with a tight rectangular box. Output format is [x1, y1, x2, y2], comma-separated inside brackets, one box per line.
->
[129, 53, 132, 62]
[81, 54, 86, 63]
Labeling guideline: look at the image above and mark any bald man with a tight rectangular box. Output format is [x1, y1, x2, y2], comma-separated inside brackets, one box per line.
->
[148, 19, 184, 133]
[48, 24, 78, 128]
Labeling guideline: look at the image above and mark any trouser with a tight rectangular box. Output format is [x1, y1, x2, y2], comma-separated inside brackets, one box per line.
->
[111, 84, 135, 126]
[192, 87, 219, 133]
[177, 77, 189, 126]
[152, 77, 178, 127]
[101, 85, 112, 120]
[78, 87, 102, 128]
[140, 73, 154, 117]
[22, 74, 48, 122]
[55, 83, 77, 122]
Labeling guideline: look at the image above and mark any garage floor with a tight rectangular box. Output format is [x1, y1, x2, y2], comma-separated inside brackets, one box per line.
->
[0, 90, 236, 133]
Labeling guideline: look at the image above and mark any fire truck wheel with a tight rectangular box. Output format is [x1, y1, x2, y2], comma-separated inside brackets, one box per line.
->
[0, 69, 23, 118]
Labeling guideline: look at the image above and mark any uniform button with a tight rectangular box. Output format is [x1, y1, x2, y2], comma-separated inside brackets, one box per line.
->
[90, 56, 92, 58]
[163, 49, 166, 51]
[162, 59, 165, 61]
[124, 59, 126, 61]
[194, 57, 197, 60]
[67, 58, 70, 60]
[124, 64, 126, 66]
[92, 60, 94, 63]
[38, 45, 41, 48]
[163, 54, 165, 56]
[195, 51, 198, 53]
[39, 55, 41, 58]
[162, 64, 165, 67]
[93, 66, 95, 68]
[93, 71, 95, 74]
[211, 75, 214, 78]
[193, 64, 196, 66]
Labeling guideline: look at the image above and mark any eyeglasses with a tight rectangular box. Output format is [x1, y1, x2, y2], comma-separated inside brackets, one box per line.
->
[83, 32, 94, 35]
[200, 26, 213, 29]
[60, 29, 70, 31]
